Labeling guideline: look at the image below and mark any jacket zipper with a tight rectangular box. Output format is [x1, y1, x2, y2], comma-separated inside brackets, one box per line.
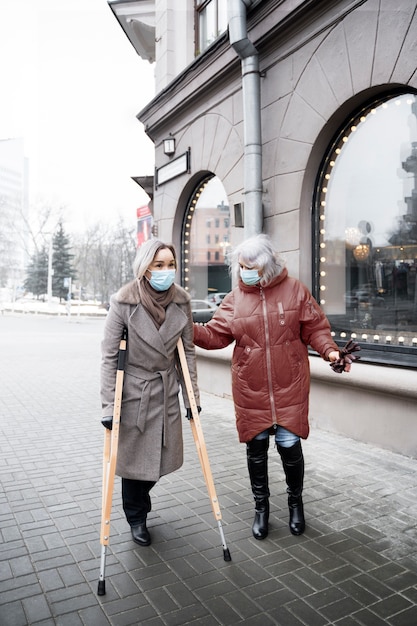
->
[260, 287, 277, 426]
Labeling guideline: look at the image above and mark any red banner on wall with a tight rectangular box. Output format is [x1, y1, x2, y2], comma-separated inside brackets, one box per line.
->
[137, 205, 152, 247]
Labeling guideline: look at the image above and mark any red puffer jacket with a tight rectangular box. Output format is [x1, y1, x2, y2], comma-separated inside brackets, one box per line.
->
[194, 269, 338, 443]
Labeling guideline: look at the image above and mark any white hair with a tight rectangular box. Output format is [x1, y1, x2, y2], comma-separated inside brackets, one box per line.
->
[132, 239, 177, 279]
[228, 234, 285, 286]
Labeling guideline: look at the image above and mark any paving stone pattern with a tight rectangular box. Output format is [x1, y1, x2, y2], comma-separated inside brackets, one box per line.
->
[0, 314, 416, 626]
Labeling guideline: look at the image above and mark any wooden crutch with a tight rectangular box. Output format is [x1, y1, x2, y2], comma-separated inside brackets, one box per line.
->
[97, 328, 127, 596]
[177, 338, 231, 561]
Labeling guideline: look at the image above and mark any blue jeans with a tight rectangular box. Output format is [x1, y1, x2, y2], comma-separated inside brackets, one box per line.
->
[254, 426, 299, 448]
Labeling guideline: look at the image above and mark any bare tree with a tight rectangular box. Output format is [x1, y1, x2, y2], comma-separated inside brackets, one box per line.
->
[0, 194, 64, 290]
[72, 217, 137, 304]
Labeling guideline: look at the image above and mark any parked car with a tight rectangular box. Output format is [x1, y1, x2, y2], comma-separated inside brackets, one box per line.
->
[344, 292, 359, 307]
[191, 299, 216, 323]
[207, 292, 229, 306]
[344, 288, 385, 308]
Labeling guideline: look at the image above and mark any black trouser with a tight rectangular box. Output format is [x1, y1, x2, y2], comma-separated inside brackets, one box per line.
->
[121, 478, 156, 527]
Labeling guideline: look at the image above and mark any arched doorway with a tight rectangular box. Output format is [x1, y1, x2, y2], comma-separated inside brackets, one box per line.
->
[181, 175, 231, 303]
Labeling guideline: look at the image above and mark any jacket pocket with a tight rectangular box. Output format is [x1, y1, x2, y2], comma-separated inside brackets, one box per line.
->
[234, 345, 264, 392]
[275, 341, 304, 388]
[122, 373, 148, 432]
[136, 381, 151, 433]
[233, 343, 251, 374]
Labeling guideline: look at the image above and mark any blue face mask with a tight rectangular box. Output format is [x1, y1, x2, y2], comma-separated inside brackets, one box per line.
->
[240, 268, 261, 286]
[149, 269, 175, 291]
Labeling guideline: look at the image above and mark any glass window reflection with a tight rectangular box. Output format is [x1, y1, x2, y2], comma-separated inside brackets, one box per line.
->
[182, 175, 231, 304]
[316, 93, 417, 366]
[197, 0, 228, 54]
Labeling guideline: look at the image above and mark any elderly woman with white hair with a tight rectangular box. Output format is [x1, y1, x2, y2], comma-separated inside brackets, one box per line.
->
[194, 234, 351, 540]
[100, 239, 200, 547]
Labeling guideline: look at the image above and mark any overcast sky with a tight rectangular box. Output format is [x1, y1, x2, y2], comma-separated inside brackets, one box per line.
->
[0, 0, 156, 232]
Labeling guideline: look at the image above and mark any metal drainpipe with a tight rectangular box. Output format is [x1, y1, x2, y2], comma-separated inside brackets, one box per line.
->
[228, 0, 263, 237]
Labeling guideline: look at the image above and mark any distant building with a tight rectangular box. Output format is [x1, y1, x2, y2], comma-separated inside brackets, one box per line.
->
[0, 138, 29, 292]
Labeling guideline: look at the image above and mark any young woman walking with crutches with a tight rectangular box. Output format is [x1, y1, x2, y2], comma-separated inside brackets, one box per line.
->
[100, 238, 200, 547]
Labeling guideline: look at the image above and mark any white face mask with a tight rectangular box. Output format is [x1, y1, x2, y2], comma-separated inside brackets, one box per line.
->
[148, 269, 175, 291]
[240, 268, 261, 285]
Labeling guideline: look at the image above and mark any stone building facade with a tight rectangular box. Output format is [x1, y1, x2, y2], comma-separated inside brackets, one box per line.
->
[109, 0, 417, 457]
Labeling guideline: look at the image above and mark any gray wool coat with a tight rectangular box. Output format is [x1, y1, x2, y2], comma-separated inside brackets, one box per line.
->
[100, 279, 200, 482]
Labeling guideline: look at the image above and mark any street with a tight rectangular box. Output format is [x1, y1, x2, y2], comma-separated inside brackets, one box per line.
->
[1, 314, 417, 625]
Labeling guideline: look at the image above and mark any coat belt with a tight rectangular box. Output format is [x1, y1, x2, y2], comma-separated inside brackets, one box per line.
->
[125, 363, 175, 447]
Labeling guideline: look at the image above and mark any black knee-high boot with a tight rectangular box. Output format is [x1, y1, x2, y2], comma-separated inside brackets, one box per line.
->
[246, 438, 270, 540]
[277, 441, 305, 536]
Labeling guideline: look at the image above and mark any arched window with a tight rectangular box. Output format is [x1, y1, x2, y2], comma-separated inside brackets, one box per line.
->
[315, 92, 417, 367]
[182, 175, 231, 303]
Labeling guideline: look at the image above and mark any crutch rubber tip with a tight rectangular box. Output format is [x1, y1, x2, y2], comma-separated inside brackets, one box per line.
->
[97, 580, 106, 596]
[223, 548, 232, 562]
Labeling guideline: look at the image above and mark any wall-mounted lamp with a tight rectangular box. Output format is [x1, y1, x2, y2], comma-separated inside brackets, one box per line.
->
[163, 137, 176, 156]
[234, 203, 244, 228]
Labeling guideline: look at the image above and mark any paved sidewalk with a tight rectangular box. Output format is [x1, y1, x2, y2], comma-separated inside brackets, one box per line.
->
[0, 314, 416, 626]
